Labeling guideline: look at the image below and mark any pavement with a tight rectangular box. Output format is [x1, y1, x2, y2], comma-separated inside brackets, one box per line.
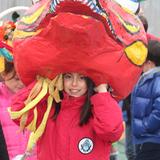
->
[117, 138, 127, 160]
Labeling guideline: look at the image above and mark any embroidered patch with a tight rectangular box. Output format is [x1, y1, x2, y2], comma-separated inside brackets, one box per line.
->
[78, 138, 94, 154]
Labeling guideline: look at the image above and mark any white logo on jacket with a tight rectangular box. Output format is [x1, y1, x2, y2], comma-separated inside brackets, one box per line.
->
[78, 138, 93, 154]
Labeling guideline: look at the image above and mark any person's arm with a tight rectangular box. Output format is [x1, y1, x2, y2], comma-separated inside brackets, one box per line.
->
[133, 78, 160, 136]
[91, 84, 124, 143]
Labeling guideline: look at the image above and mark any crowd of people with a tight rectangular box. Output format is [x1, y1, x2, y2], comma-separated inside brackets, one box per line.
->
[0, 0, 160, 160]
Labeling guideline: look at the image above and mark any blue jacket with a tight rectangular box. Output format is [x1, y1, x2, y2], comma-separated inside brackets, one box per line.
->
[131, 67, 160, 144]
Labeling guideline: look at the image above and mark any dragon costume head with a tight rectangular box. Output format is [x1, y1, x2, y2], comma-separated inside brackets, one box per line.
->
[13, 0, 147, 100]
[8, 0, 147, 153]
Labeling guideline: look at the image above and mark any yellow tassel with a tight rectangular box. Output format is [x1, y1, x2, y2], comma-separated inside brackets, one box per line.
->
[0, 56, 5, 73]
[20, 112, 28, 131]
[8, 78, 48, 119]
[27, 95, 53, 151]
[8, 74, 64, 152]
[26, 107, 38, 132]
[49, 74, 63, 102]
[21, 1, 49, 25]
[25, 76, 44, 104]
[55, 74, 63, 90]
[53, 88, 61, 103]
[13, 29, 42, 40]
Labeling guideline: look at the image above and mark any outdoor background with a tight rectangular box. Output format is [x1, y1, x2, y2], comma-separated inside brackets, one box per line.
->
[0, 0, 159, 159]
[0, 0, 159, 37]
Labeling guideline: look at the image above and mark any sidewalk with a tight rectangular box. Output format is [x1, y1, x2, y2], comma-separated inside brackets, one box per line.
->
[117, 138, 127, 160]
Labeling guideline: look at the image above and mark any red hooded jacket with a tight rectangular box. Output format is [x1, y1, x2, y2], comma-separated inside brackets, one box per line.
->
[11, 84, 123, 160]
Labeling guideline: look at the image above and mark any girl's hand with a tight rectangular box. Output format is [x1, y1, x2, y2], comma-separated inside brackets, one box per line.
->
[94, 84, 108, 93]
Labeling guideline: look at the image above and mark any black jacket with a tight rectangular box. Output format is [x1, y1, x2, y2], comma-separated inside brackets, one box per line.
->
[0, 123, 9, 160]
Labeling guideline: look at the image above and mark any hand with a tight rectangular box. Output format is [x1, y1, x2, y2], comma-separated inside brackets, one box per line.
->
[94, 84, 108, 93]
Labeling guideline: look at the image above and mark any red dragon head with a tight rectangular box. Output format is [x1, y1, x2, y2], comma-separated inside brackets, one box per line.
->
[13, 0, 147, 100]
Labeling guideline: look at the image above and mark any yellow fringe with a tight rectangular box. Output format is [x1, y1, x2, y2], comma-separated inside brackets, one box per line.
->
[8, 74, 63, 152]
[25, 76, 44, 104]
[20, 112, 28, 131]
[27, 95, 53, 151]
[21, 1, 49, 25]
[0, 56, 5, 73]
[8, 78, 48, 119]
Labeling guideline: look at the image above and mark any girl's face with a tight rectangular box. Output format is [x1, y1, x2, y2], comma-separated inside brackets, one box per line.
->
[63, 73, 87, 97]
[3, 69, 24, 93]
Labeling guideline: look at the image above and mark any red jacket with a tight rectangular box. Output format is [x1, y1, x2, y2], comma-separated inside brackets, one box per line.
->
[11, 87, 123, 160]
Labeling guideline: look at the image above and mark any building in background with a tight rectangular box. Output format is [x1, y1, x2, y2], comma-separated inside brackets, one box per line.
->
[141, 0, 160, 37]
[0, 0, 31, 12]
[0, 0, 31, 21]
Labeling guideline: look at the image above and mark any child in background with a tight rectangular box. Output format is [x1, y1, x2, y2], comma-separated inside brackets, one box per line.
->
[131, 40, 160, 160]
[0, 59, 36, 160]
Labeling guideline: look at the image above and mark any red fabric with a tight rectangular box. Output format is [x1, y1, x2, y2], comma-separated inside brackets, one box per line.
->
[99, 0, 147, 46]
[0, 26, 4, 40]
[10, 81, 46, 128]
[13, 1, 148, 100]
[0, 41, 13, 52]
[147, 33, 160, 42]
[11, 87, 123, 160]
[14, 11, 144, 100]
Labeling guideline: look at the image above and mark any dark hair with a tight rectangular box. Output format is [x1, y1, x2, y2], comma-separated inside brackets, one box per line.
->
[147, 40, 160, 66]
[12, 11, 20, 22]
[135, 3, 141, 15]
[4, 59, 14, 73]
[53, 77, 95, 126]
[0, 59, 14, 82]
[79, 77, 95, 125]
[138, 15, 148, 32]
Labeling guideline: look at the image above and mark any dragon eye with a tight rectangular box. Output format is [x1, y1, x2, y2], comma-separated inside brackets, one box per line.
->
[124, 41, 147, 66]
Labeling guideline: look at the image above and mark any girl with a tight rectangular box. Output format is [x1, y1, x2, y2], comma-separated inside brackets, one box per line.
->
[0, 59, 36, 160]
[10, 72, 123, 160]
